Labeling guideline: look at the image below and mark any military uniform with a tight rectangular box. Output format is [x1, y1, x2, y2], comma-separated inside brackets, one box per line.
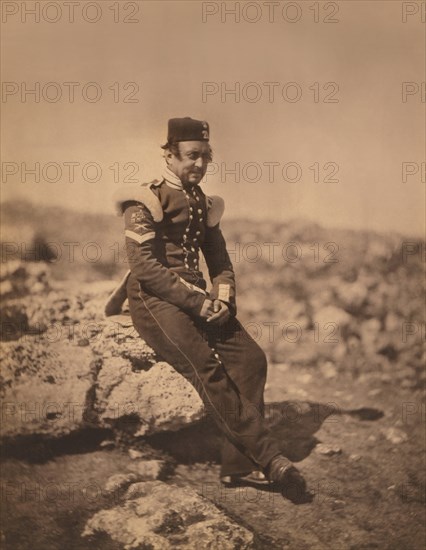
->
[112, 119, 284, 479]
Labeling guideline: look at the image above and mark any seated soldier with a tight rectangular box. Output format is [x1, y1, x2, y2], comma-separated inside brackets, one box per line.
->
[110, 117, 309, 501]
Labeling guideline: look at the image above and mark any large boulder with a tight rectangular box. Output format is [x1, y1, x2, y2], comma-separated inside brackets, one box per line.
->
[1, 284, 205, 442]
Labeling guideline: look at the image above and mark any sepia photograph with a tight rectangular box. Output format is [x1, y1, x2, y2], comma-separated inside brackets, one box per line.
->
[1, 1, 425, 548]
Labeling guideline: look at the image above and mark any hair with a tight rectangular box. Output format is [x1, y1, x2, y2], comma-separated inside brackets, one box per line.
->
[161, 141, 213, 162]
[161, 141, 182, 160]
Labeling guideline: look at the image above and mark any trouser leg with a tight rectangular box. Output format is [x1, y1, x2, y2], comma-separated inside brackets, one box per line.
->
[127, 279, 282, 472]
[208, 318, 269, 477]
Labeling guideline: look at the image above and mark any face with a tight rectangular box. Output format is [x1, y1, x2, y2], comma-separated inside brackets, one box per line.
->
[166, 141, 212, 186]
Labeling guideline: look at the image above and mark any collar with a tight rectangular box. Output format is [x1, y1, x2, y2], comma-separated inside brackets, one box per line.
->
[162, 167, 183, 190]
[161, 167, 203, 192]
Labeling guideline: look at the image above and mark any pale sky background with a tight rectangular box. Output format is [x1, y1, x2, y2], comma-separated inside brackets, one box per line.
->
[1, 0, 425, 236]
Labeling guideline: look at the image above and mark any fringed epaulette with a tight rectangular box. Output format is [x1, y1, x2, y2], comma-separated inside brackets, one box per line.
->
[112, 182, 163, 222]
[206, 195, 225, 227]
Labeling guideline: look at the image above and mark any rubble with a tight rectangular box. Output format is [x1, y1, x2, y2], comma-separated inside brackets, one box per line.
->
[82, 481, 254, 549]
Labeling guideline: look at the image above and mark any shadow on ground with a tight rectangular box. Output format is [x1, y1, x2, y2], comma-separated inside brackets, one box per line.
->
[147, 401, 384, 464]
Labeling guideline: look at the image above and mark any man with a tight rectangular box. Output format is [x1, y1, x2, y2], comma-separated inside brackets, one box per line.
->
[111, 117, 309, 501]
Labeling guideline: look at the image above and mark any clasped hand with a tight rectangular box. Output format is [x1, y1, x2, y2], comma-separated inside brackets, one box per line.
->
[200, 298, 230, 325]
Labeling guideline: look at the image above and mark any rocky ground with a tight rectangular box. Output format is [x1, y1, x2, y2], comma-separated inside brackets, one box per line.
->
[0, 217, 425, 549]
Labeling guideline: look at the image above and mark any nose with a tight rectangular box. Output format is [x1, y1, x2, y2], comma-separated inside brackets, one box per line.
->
[194, 156, 204, 169]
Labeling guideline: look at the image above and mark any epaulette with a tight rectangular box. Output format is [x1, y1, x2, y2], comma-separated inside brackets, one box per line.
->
[206, 195, 225, 227]
[112, 182, 163, 222]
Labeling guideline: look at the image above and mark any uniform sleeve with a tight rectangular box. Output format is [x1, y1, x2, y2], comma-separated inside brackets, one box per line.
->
[124, 202, 206, 316]
[201, 223, 237, 316]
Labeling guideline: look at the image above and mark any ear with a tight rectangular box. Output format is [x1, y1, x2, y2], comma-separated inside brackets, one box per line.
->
[165, 149, 173, 165]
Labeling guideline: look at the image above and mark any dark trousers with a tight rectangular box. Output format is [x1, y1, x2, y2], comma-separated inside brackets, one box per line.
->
[127, 274, 282, 476]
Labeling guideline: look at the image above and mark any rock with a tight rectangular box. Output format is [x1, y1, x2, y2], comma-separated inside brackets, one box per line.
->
[0, 303, 29, 341]
[96, 360, 204, 436]
[127, 459, 168, 480]
[1, 281, 207, 443]
[401, 379, 416, 389]
[272, 342, 319, 366]
[384, 427, 409, 444]
[331, 499, 346, 510]
[1, 339, 96, 439]
[0, 261, 50, 298]
[104, 473, 139, 493]
[128, 448, 145, 460]
[360, 318, 382, 355]
[32, 282, 45, 293]
[396, 367, 417, 380]
[320, 361, 338, 379]
[82, 481, 254, 549]
[0, 260, 22, 280]
[78, 338, 90, 347]
[0, 279, 13, 296]
[366, 237, 394, 261]
[274, 363, 290, 373]
[276, 297, 309, 327]
[335, 280, 368, 311]
[91, 316, 155, 369]
[315, 443, 342, 456]
[385, 312, 401, 332]
[100, 439, 115, 449]
[331, 343, 348, 361]
[309, 289, 335, 311]
[349, 454, 361, 462]
[313, 305, 352, 329]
